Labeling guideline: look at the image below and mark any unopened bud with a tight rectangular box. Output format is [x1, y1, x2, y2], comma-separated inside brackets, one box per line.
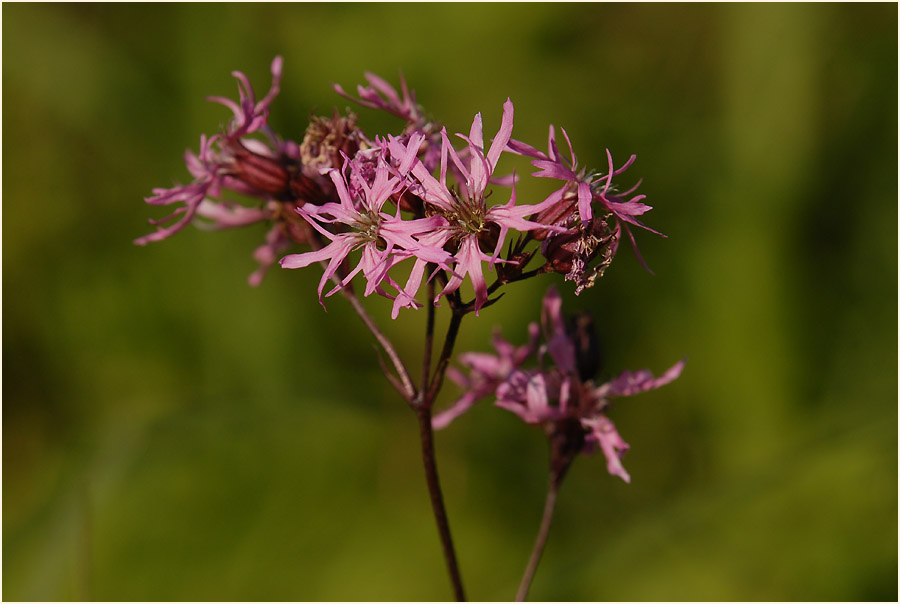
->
[227, 144, 291, 196]
[567, 313, 602, 381]
[288, 172, 329, 206]
[532, 185, 578, 241]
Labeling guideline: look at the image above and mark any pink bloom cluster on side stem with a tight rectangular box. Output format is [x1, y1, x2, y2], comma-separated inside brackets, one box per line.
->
[436, 286, 684, 483]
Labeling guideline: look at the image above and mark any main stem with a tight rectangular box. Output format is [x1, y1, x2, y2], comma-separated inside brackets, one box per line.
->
[336, 274, 462, 598]
[333, 254, 467, 599]
[515, 476, 561, 602]
[415, 404, 466, 601]
[416, 299, 467, 600]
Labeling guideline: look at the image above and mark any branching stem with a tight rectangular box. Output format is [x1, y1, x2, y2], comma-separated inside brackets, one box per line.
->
[339, 289, 416, 401]
[413, 287, 468, 600]
[309, 234, 417, 402]
[427, 305, 465, 403]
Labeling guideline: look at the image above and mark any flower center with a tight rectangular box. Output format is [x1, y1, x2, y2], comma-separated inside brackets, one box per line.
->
[353, 210, 381, 242]
[447, 194, 486, 236]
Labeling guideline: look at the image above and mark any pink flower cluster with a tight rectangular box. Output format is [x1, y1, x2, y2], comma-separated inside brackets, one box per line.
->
[436, 287, 684, 483]
[138, 58, 664, 313]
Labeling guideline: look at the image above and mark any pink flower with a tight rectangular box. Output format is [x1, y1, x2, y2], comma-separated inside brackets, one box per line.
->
[136, 57, 287, 247]
[334, 71, 423, 124]
[437, 286, 685, 483]
[279, 158, 453, 311]
[138, 57, 361, 287]
[390, 101, 565, 313]
[433, 324, 540, 429]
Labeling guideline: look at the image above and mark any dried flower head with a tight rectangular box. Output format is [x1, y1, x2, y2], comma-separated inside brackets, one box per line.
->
[509, 126, 665, 280]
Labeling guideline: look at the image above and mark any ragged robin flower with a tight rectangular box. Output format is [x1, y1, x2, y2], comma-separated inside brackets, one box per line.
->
[137, 57, 334, 285]
[388, 101, 566, 314]
[436, 286, 684, 482]
[334, 71, 424, 127]
[279, 154, 454, 311]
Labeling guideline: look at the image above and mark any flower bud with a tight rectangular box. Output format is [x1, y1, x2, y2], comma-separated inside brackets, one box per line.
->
[226, 143, 292, 196]
[532, 186, 578, 241]
[567, 312, 602, 381]
[288, 171, 329, 206]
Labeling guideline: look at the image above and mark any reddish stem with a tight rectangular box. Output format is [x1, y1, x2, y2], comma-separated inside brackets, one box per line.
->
[515, 476, 561, 601]
[415, 403, 467, 601]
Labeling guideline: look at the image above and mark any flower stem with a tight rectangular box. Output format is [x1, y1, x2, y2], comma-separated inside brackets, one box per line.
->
[515, 476, 561, 602]
[427, 306, 465, 403]
[415, 403, 466, 601]
[419, 276, 437, 404]
[338, 282, 416, 402]
[413, 291, 468, 599]
[308, 234, 416, 402]
[331, 256, 464, 598]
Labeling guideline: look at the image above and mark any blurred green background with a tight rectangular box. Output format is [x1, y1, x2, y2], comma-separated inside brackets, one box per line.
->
[3, 3, 897, 601]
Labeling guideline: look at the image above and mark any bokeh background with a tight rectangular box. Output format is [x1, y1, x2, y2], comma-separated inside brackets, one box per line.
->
[3, 3, 897, 601]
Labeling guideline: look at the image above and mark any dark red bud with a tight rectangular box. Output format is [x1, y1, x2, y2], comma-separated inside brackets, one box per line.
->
[228, 145, 291, 196]
[532, 188, 578, 241]
[289, 172, 329, 206]
[567, 313, 602, 381]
